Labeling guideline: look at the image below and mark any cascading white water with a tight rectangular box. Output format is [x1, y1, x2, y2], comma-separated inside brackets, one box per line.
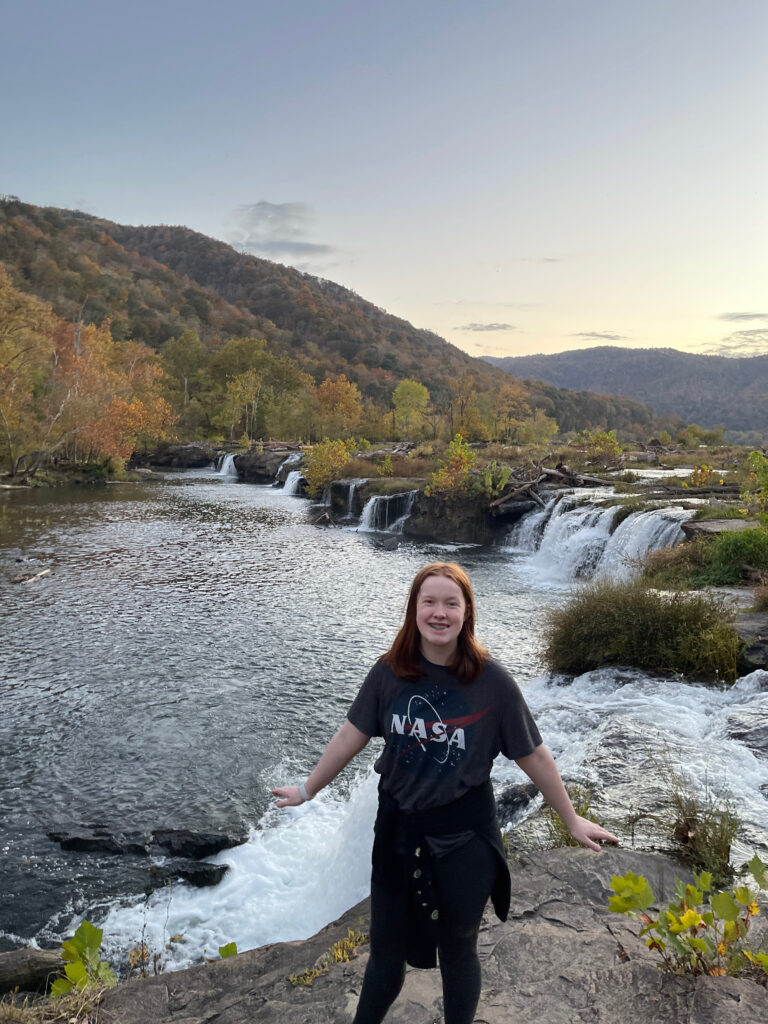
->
[275, 452, 303, 484]
[509, 497, 691, 582]
[595, 506, 692, 580]
[358, 490, 418, 533]
[282, 470, 304, 495]
[218, 454, 239, 478]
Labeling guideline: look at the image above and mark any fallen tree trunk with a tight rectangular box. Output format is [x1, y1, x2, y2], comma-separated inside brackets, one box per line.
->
[0, 948, 63, 994]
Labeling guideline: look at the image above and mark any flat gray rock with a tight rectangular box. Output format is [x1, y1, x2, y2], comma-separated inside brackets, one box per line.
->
[96, 849, 768, 1023]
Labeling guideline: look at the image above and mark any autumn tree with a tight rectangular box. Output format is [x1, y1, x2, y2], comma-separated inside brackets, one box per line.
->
[313, 374, 362, 439]
[0, 269, 57, 473]
[495, 381, 532, 442]
[392, 379, 429, 439]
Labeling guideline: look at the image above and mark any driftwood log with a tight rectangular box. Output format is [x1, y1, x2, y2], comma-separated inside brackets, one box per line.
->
[0, 947, 63, 994]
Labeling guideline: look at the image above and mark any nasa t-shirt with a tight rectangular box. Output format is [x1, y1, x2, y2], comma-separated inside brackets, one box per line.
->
[347, 656, 542, 812]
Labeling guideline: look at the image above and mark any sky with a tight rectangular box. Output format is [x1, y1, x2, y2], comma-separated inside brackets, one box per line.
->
[2, 0, 767, 360]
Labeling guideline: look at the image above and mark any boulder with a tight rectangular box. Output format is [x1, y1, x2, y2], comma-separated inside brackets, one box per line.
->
[46, 825, 248, 860]
[46, 825, 149, 855]
[682, 518, 760, 539]
[403, 492, 506, 545]
[496, 782, 539, 825]
[236, 450, 292, 483]
[150, 828, 248, 859]
[95, 848, 768, 1024]
[134, 443, 218, 469]
[148, 860, 230, 890]
[736, 612, 768, 673]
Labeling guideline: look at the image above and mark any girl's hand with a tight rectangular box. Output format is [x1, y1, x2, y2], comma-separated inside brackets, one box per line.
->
[569, 815, 619, 852]
[271, 786, 305, 808]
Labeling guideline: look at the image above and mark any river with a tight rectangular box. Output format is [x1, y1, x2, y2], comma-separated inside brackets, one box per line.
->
[1, 469, 766, 969]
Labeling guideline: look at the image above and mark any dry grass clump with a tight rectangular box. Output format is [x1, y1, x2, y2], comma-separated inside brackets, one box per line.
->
[0, 988, 103, 1024]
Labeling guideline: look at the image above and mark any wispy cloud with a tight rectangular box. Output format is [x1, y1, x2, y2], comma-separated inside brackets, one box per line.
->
[228, 201, 334, 263]
[571, 331, 628, 342]
[698, 328, 768, 357]
[717, 312, 768, 322]
[457, 322, 516, 332]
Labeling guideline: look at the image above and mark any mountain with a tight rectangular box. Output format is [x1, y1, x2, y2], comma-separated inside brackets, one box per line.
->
[484, 347, 768, 432]
[0, 196, 671, 436]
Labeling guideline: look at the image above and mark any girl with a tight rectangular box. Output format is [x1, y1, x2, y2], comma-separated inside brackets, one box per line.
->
[272, 562, 617, 1024]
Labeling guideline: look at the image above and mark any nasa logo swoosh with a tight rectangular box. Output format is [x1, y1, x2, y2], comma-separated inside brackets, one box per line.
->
[407, 694, 451, 765]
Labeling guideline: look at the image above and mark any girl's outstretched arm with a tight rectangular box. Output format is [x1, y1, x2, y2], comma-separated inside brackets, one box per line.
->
[515, 744, 619, 852]
[272, 720, 371, 807]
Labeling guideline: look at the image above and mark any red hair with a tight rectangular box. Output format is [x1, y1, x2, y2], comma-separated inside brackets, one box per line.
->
[383, 562, 488, 683]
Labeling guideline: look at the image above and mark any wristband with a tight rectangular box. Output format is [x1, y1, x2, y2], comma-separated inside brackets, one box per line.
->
[299, 781, 313, 802]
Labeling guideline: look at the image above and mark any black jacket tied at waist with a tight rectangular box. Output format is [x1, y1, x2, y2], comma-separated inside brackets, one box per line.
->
[371, 780, 511, 969]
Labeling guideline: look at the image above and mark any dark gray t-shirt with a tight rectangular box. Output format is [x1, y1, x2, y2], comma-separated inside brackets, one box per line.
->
[347, 656, 542, 812]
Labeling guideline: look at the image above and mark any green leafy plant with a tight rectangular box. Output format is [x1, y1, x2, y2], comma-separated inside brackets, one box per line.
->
[378, 453, 393, 477]
[467, 459, 511, 502]
[50, 920, 116, 999]
[608, 855, 768, 978]
[218, 942, 237, 958]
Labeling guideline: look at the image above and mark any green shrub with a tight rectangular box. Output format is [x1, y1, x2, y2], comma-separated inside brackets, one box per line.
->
[303, 440, 351, 498]
[425, 434, 475, 498]
[542, 578, 741, 682]
[699, 528, 768, 585]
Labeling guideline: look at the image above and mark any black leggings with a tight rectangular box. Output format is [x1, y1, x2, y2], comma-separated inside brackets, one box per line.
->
[353, 835, 497, 1024]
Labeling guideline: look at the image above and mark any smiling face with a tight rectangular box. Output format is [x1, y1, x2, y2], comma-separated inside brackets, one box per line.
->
[415, 573, 468, 665]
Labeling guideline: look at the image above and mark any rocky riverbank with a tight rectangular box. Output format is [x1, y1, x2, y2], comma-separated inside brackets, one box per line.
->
[75, 849, 768, 1023]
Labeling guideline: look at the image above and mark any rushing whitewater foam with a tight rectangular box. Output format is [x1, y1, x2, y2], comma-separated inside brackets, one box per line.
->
[100, 770, 379, 970]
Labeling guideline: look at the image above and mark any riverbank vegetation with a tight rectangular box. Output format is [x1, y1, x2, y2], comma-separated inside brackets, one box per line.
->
[542, 579, 742, 682]
[1, 196, 687, 480]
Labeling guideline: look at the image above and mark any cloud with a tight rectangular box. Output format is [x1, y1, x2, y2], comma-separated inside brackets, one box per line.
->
[228, 201, 334, 261]
[717, 312, 768, 322]
[571, 331, 628, 342]
[457, 322, 516, 332]
[698, 328, 768, 357]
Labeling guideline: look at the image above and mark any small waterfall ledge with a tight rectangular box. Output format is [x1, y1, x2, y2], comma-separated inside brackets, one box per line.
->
[358, 490, 418, 533]
[217, 453, 239, 478]
[505, 496, 693, 581]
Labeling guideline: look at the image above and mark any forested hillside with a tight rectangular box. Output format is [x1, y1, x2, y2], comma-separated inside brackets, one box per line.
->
[485, 347, 768, 433]
[0, 197, 678, 462]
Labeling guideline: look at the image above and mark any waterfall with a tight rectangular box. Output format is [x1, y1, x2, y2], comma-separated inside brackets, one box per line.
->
[358, 490, 418, 533]
[344, 479, 367, 517]
[510, 498, 691, 582]
[283, 470, 304, 496]
[275, 452, 303, 485]
[595, 507, 692, 580]
[218, 454, 239, 478]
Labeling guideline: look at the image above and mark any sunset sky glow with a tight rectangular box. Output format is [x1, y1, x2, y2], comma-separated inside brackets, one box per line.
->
[2, 0, 766, 358]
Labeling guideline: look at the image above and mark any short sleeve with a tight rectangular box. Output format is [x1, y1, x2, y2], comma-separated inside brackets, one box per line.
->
[347, 661, 386, 738]
[497, 670, 543, 760]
